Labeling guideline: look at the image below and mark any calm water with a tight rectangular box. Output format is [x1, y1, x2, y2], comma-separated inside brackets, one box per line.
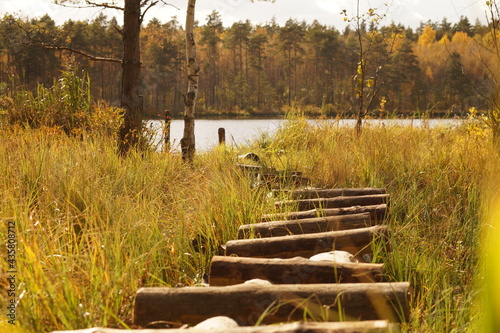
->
[148, 118, 463, 151]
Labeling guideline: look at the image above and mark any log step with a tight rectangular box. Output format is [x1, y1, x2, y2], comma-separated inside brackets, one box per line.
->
[225, 225, 389, 259]
[239, 213, 373, 238]
[275, 194, 390, 211]
[209, 255, 384, 285]
[133, 282, 410, 327]
[275, 187, 387, 200]
[262, 204, 387, 222]
[53, 320, 396, 333]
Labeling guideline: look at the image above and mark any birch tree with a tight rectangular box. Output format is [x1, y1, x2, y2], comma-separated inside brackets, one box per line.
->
[181, 0, 198, 162]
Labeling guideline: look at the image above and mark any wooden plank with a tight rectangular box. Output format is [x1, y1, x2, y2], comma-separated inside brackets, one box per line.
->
[275, 194, 389, 211]
[209, 256, 384, 285]
[134, 282, 410, 327]
[275, 188, 387, 200]
[261, 204, 387, 222]
[238, 213, 373, 238]
[53, 320, 395, 333]
[225, 226, 388, 259]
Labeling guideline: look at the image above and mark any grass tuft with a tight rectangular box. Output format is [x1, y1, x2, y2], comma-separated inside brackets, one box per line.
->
[0, 114, 497, 332]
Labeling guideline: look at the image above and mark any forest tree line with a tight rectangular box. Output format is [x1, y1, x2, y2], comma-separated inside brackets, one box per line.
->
[0, 12, 497, 118]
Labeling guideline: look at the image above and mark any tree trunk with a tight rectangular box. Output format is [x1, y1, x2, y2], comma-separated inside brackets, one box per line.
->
[274, 194, 389, 211]
[134, 282, 411, 326]
[209, 256, 384, 285]
[119, 0, 142, 154]
[181, 0, 199, 162]
[275, 188, 386, 200]
[54, 321, 397, 333]
[261, 204, 387, 222]
[238, 213, 373, 239]
[225, 225, 389, 259]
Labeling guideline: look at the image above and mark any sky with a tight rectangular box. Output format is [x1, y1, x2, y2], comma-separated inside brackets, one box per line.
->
[0, 0, 489, 30]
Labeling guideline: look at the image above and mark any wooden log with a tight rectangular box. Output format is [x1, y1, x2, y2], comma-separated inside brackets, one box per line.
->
[134, 282, 411, 326]
[238, 165, 264, 174]
[275, 194, 389, 211]
[52, 320, 394, 333]
[209, 256, 384, 285]
[239, 213, 373, 238]
[261, 204, 387, 222]
[225, 226, 388, 259]
[275, 188, 387, 200]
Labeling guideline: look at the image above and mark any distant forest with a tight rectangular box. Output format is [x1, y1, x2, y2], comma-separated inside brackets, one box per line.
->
[0, 12, 497, 118]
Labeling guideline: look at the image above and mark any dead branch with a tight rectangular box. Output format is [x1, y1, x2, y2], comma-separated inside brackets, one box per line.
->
[39, 44, 122, 63]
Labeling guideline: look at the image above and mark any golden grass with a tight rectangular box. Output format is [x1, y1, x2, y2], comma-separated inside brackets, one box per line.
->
[0, 117, 497, 332]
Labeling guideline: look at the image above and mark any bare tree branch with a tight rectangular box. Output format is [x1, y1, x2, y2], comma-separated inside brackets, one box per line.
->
[140, 0, 159, 24]
[11, 17, 122, 63]
[139, 0, 180, 23]
[40, 44, 122, 63]
[83, 0, 124, 11]
[54, 0, 124, 11]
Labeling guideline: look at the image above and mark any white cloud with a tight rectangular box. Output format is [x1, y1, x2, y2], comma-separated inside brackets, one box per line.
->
[0, 0, 55, 18]
[0, 0, 489, 28]
[316, 0, 348, 14]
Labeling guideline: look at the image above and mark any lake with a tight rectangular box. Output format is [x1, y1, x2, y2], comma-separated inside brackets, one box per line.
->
[148, 118, 464, 151]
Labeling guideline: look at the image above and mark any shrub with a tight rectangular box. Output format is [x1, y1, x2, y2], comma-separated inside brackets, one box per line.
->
[1, 69, 122, 136]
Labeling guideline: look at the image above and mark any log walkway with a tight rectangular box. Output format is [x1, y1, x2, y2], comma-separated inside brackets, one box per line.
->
[55, 179, 410, 332]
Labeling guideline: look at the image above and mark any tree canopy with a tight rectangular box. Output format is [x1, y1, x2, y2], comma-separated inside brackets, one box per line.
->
[0, 12, 493, 118]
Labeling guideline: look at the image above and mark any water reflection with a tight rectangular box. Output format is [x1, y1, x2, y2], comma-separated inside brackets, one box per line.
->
[147, 118, 463, 151]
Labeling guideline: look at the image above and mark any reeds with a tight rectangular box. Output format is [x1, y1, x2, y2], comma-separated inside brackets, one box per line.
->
[249, 116, 495, 332]
[0, 114, 496, 332]
[1, 69, 122, 136]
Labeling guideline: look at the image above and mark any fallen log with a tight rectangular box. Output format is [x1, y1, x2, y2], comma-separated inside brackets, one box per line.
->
[275, 188, 386, 200]
[53, 320, 394, 333]
[261, 204, 387, 222]
[225, 225, 389, 259]
[275, 194, 389, 211]
[134, 282, 410, 327]
[209, 256, 384, 285]
[239, 213, 373, 238]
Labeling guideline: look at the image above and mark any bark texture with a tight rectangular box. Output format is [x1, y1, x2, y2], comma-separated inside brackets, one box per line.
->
[119, 0, 143, 154]
[261, 204, 387, 222]
[225, 225, 389, 259]
[181, 0, 199, 162]
[274, 194, 389, 211]
[209, 256, 384, 285]
[238, 213, 373, 238]
[54, 320, 394, 333]
[134, 282, 410, 326]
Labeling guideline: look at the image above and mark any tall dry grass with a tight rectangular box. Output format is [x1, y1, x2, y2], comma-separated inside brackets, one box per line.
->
[248, 114, 497, 332]
[0, 128, 271, 332]
[0, 113, 498, 332]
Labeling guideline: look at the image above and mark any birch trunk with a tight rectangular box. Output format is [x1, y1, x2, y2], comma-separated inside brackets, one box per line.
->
[182, 0, 199, 162]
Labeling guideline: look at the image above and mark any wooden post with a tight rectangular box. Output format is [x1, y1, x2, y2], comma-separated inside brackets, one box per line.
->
[238, 213, 373, 238]
[262, 204, 387, 222]
[218, 127, 226, 145]
[134, 282, 411, 326]
[164, 110, 171, 152]
[275, 194, 389, 211]
[52, 320, 395, 332]
[275, 188, 386, 200]
[209, 256, 384, 285]
[225, 225, 389, 259]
